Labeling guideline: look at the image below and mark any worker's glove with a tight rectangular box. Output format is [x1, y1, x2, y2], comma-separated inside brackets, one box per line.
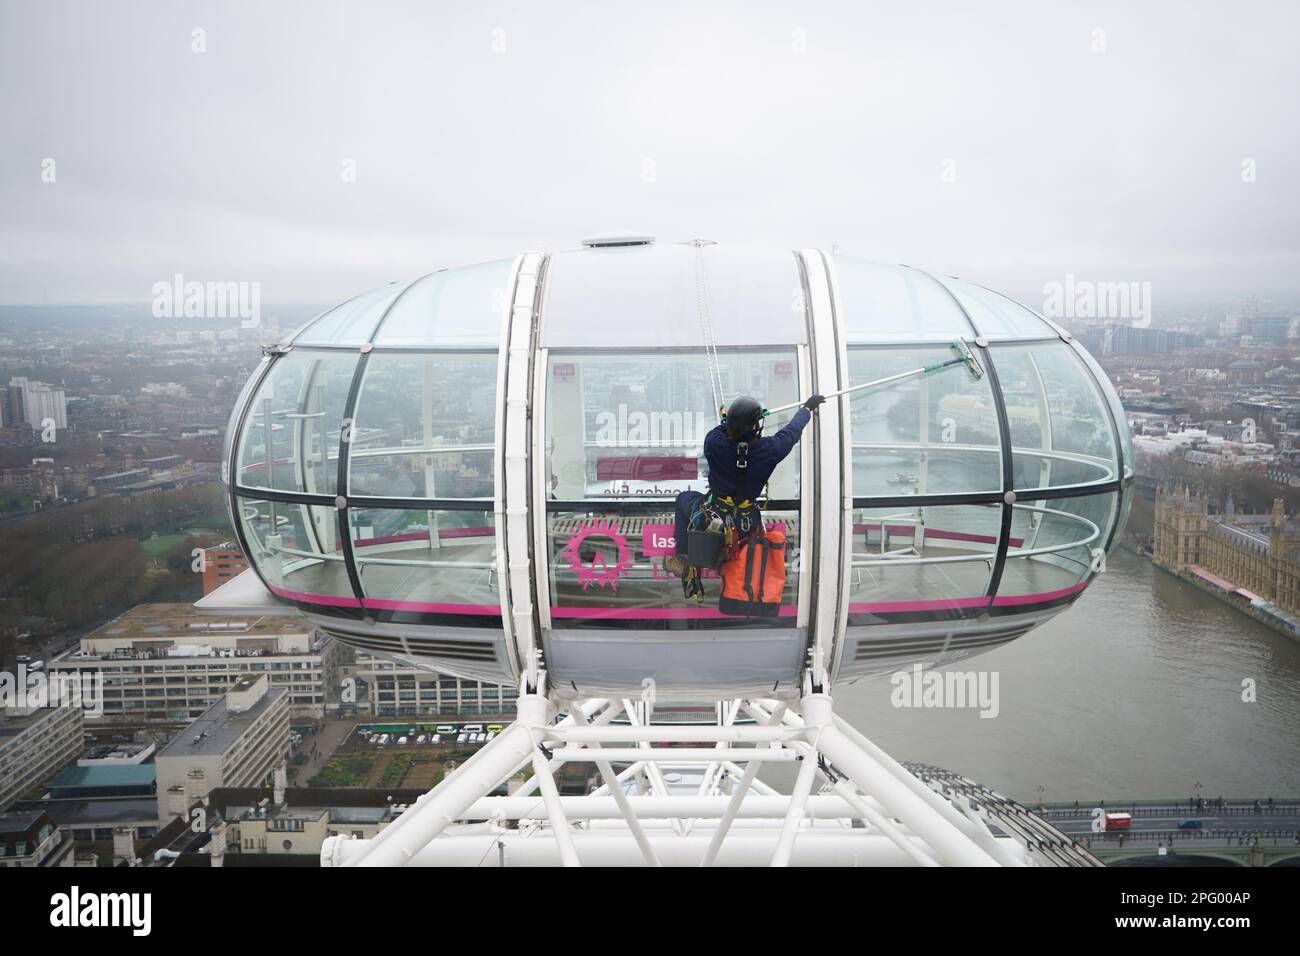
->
[802, 394, 826, 411]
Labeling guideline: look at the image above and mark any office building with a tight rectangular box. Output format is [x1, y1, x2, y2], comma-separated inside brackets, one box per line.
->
[154, 675, 290, 824]
[50, 603, 344, 720]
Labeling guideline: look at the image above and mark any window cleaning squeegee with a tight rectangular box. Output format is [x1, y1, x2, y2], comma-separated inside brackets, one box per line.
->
[761, 337, 985, 418]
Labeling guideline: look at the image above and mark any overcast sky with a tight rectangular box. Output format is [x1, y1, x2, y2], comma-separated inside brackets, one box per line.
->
[1, 0, 1297, 309]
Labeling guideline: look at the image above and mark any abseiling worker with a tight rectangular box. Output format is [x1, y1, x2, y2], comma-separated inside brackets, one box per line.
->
[665, 392, 826, 579]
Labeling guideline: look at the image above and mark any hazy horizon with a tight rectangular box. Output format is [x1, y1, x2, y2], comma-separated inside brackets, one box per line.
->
[2, 0, 1298, 310]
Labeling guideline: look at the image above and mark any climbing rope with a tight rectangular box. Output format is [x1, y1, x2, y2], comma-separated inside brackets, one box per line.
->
[692, 240, 725, 416]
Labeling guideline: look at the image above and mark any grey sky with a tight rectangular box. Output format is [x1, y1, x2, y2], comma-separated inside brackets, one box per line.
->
[1, 0, 1297, 308]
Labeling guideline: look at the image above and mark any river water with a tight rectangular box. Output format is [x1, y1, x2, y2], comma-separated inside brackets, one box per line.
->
[833, 547, 1300, 804]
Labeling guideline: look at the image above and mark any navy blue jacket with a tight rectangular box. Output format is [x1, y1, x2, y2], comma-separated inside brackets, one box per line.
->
[704, 407, 811, 501]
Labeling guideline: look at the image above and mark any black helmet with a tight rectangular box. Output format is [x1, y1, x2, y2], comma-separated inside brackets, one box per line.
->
[724, 396, 764, 440]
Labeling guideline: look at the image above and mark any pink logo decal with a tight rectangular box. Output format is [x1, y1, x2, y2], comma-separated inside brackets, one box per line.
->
[641, 522, 677, 557]
[559, 519, 634, 590]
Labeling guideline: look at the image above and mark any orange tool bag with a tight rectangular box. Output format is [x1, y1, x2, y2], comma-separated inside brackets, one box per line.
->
[718, 528, 786, 617]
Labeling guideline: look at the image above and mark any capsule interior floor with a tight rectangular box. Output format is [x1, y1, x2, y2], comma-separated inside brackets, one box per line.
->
[267, 536, 1082, 612]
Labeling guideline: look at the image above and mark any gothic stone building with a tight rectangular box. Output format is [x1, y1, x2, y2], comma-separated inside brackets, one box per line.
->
[1153, 484, 1300, 615]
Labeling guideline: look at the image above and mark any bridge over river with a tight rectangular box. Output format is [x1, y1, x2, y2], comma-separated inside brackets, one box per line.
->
[1040, 799, 1300, 866]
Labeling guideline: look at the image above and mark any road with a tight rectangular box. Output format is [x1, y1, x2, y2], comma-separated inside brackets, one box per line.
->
[1042, 804, 1300, 848]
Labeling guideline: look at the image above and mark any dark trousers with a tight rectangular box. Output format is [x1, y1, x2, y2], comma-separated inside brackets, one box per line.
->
[673, 490, 706, 556]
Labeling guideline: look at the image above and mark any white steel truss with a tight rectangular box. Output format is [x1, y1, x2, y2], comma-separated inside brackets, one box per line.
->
[321, 678, 1087, 867]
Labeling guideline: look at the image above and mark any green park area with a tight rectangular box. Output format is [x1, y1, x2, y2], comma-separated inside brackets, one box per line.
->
[137, 533, 190, 558]
[308, 754, 379, 788]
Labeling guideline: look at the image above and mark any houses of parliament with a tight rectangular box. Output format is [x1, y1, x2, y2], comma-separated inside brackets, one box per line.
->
[1153, 483, 1300, 619]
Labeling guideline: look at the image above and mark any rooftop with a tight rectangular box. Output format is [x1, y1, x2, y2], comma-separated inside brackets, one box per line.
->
[0, 810, 46, 834]
[30, 798, 160, 827]
[156, 684, 287, 760]
[85, 603, 311, 642]
[50, 764, 157, 791]
[0, 705, 72, 737]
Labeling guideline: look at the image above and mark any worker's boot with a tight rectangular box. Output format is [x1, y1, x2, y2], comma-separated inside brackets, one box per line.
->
[664, 554, 687, 577]
[682, 566, 704, 603]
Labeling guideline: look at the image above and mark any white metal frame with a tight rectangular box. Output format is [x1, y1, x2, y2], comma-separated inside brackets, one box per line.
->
[799, 250, 850, 688]
[323, 683, 1040, 868]
[497, 252, 545, 688]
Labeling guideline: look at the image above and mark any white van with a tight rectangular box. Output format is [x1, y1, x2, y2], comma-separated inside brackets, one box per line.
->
[431, 734, 441, 744]
[397, 736, 408, 746]
[378, 734, 390, 746]
[435, 724, 455, 735]
[463, 724, 484, 734]
[456, 732, 468, 743]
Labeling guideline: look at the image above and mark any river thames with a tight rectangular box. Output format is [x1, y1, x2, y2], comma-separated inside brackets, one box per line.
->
[835, 547, 1300, 804]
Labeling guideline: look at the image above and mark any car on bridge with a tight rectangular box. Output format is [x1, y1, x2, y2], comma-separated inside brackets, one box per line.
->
[1177, 818, 1203, 829]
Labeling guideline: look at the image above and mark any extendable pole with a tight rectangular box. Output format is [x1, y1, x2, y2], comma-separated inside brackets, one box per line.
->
[762, 336, 983, 417]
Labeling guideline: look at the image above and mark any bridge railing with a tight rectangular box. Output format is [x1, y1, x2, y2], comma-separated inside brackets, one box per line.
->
[1039, 801, 1300, 819]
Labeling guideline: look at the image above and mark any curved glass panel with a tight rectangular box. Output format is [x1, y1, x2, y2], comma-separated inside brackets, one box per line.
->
[221, 361, 265, 486]
[833, 257, 974, 343]
[945, 278, 1056, 339]
[1112, 483, 1133, 553]
[546, 506, 801, 625]
[542, 243, 805, 348]
[236, 496, 358, 609]
[847, 345, 1002, 497]
[545, 350, 801, 501]
[292, 284, 403, 346]
[544, 348, 803, 627]
[998, 492, 1116, 601]
[847, 503, 999, 616]
[235, 351, 359, 495]
[1070, 339, 1134, 469]
[349, 508, 500, 619]
[990, 342, 1118, 491]
[371, 260, 512, 347]
[346, 353, 497, 498]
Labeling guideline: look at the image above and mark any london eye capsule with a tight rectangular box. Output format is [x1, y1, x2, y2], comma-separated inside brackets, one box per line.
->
[214, 237, 1132, 703]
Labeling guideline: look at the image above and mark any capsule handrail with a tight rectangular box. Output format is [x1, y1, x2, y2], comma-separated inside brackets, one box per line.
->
[850, 439, 1115, 481]
[355, 555, 497, 569]
[349, 443, 495, 458]
[851, 503, 1100, 568]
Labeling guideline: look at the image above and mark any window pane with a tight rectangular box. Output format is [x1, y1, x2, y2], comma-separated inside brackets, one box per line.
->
[848, 503, 998, 616]
[1071, 341, 1134, 467]
[542, 243, 806, 348]
[546, 350, 802, 501]
[547, 506, 801, 626]
[222, 361, 265, 486]
[293, 284, 403, 346]
[349, 508, 500, 620]
[847, 346, 1002, 497]
[237, 497, 358, 608]
[945, 278, 1055, 339]
[371, 260, 512, 347]
[347, 353, 497, 498]
[833, 257, 974, 343]
[998, 493, 1115, 601]
[236, 351, 359, 495]
[991, 343, 1119, 491]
